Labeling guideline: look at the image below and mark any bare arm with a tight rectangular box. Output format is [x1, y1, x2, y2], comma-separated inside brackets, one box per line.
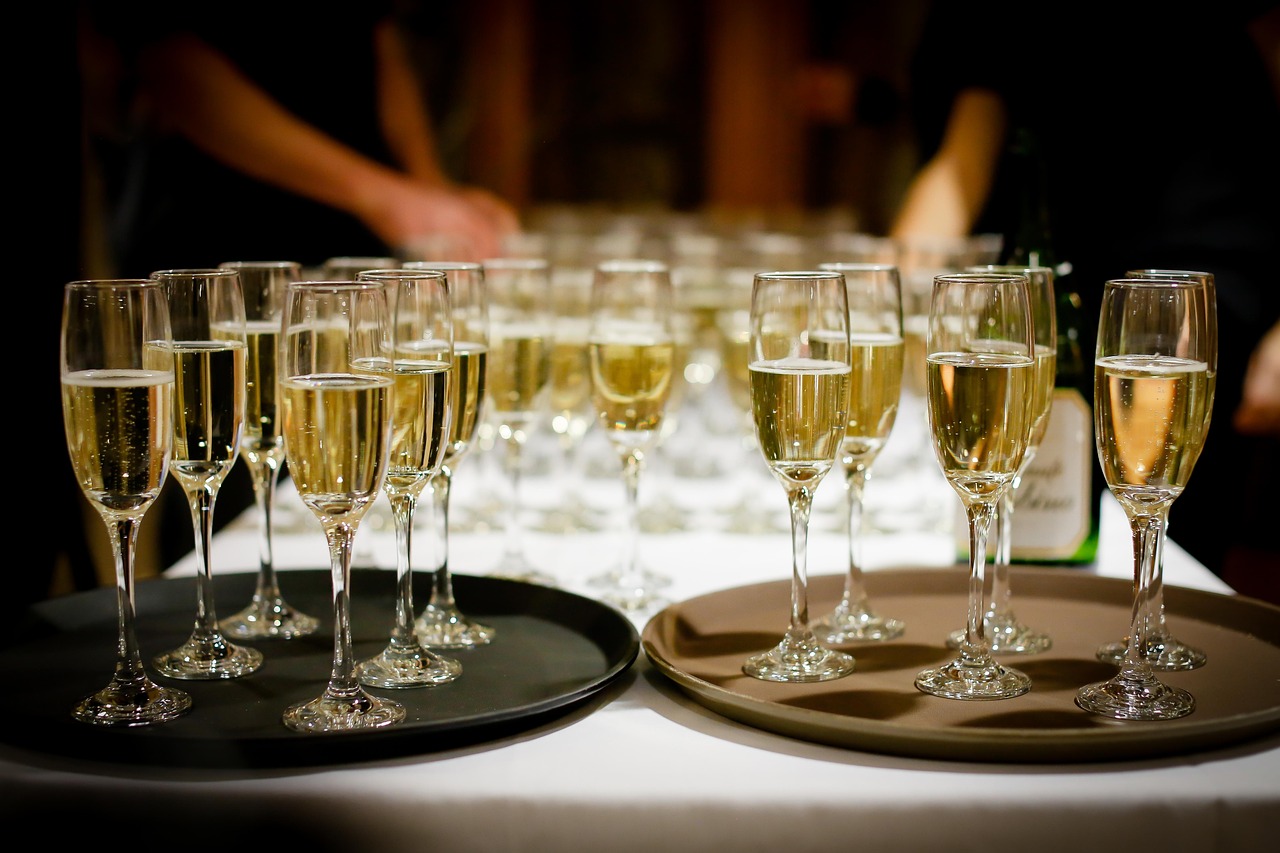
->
[137, 31, 510, 259]
[889, 88, 1008, 240]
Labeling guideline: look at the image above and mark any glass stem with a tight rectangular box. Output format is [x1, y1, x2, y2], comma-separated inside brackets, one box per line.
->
[619, 450, 645, 591]
[839, 461, 871, 613]
[388, 489, 420, 649]
[109, 517, 148, 685]
[187, 486, 222, 638]
[428, 468, 458, 610]
[501, 427, 528, 564]
[989, 482, 1016, 624]
[785, 485, 817, 640]
[961, 501, 997, 663]
[251, 459, 283, 601]
[322, 521, 360, 697]
[1123, 511, 1166, 678]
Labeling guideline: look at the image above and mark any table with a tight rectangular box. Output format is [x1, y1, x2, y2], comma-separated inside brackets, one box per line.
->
[3, 419, 1276, 853]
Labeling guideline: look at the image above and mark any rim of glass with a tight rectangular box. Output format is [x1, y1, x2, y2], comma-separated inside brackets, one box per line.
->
[404, 260, 482, 271]
[966, 263, 1052, 275]
[483, 257, 550, 270]
[932, 272, 1028, 285]
[218, 260, 302, 271]
[289, 279, 391, 291]
[150, 268, 241, 279]
[67, 278, 157, 289]
[818, 262, 898, 273]
[1106, 276, 1207, 291]
[754, 270, 844, 280]
[597, 258, 669, 274]
[356, 268, 448, 281]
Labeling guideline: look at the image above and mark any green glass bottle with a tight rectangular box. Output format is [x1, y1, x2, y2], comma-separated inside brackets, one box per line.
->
[999, 126, 1101, 565]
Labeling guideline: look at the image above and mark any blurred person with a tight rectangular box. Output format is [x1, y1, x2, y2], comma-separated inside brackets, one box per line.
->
[83, 0, 521, 571]
[88, 0, 519, 276]
[889, 1, 1280, 591]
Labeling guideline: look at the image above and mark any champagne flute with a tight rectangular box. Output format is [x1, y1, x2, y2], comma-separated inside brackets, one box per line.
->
[1077, 276, 1214, 720]
[944, 264, 1056, 655]
[1092, 268, 1217, 671]
[407, 261, 496, 648]
[916, 272, 1035, 700]
[743, 270, 856, 682]
[482, 257, 556, 585]
[151, 268, 263, 680]
[353, 269, 462, 688]
[810, 262, 907, 643]
[587, 260, 678, 613]
[540, 265, 606, 534]
[61, 279, 193, 725]
[218, 260, 320, 640]
[280, 279, 403, 731]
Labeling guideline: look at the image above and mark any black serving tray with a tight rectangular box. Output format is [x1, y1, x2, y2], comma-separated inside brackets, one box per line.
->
[0, 570, 639, 768]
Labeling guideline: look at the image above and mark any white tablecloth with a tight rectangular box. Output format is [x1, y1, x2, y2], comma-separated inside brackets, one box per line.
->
[4, 417, 1275, 853]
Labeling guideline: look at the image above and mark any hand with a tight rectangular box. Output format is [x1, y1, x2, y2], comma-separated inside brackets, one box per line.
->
[1234, 321, 1280, 437]
[359, 176, 515, 262]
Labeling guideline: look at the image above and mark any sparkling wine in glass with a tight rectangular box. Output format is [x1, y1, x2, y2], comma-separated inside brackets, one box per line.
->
[916, 272, 1035, 700]
[280, 279, 403, 731]
[407, 262, 497, 648]
[353, 269, 462, 688]
[151, 268, 263, 680]
[61, 279, 193, 725]
[218, 260, 319, 640]
[810, 262, 907, 643]
[1091, 268, 1218, 672]
[482, 256, 556, 585]
[1076, 276, 1214, 720]
[944, 264, 1057, 655]
[587, 259, 678, 613]
[743, 270, 856, 682]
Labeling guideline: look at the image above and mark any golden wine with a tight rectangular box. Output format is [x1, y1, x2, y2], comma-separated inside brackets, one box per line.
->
[750, 357, 850, 485]
[169, 340, 245, 490]
[722, 327, 752, 413]
[589, 337, 675, 442]
[844, 332, 904, 458]
[549, 334, 592, 421]
[240, 321, 282, 467]
[1095, 354, 1210, 505]
[385, 359, 451, 492]
[280, 373, 392, 520]
[489, 326, 549, 421]
[62, 369, 172, 516]
[1027, 344, 1057, 451]
[926, 351, 1034, 501]
[444, 342, 487, 464]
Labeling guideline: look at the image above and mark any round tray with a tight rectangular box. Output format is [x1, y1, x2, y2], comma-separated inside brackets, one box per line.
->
[0, 570, 639, 768]
[641, 567, 1280, 763]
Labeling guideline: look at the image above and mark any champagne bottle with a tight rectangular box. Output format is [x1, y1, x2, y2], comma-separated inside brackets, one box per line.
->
[999, 125, 1100, 564]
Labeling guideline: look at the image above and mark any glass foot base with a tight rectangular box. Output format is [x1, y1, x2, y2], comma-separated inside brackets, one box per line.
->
[947, 621, 1052, 656]
[72, 677, 193, 727]
[600, 586, 668, 614]
[489, 567, 559, 587]
[153, 635, 264, 680]
[356, 645, 462, 689]
[812, 607, 905, 643]
[915, 656, 1031, 700]
[1096, 636, 1206, 671]
[588, 566, 672, 590]
[222, 597, 320, 640]
[415, 606, 495, 649]
[743, 635, 856, 683]
[282, 688, 406, 733]
[1075, 675, 1195, 720]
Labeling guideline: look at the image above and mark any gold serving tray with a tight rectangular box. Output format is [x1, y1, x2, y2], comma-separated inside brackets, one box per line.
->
[642, 567, 1280, 763]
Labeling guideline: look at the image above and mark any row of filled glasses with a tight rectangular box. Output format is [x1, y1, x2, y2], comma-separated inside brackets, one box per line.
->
[736, 269, 1214, 723]
[59, 254, 691, 732]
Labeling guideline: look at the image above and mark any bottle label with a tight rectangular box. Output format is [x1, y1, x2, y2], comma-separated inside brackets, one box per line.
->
[953, 388, 1093, 561]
